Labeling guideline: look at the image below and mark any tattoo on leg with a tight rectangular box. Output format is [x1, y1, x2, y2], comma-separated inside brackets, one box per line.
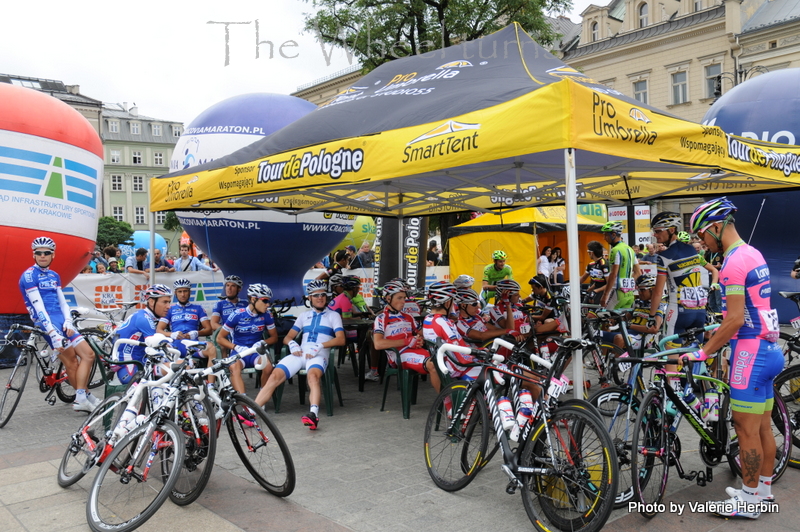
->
[741, 448, 761, 486]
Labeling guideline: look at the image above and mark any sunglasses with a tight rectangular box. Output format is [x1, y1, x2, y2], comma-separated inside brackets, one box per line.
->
[258, 298, 271, 304]
[34, 250, 53, 256]
[310, 293, 327, 298]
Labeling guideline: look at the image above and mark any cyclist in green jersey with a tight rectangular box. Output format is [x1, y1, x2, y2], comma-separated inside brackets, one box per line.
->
[599, 221, 640, 310]
[482, 249, 513, 303]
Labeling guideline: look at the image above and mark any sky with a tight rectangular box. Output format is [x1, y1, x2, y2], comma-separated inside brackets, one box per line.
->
[0, 0, 598, 126]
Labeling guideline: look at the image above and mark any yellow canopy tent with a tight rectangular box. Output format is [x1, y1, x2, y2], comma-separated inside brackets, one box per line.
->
[449, 205, 605, 292]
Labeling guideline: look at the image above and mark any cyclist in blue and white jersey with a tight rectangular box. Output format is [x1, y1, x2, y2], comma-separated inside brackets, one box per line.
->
[210, 275, 248, 331]
[254, 280, 345, 430]
[156, 278, 215, 360]
[216, 283, 278, 395]
[19, 236, 98, 413]
[114, 284, 174, 384]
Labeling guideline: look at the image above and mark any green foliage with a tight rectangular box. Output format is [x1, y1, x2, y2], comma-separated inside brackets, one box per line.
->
[96, 216, 134, 249]
[304, 0, 572, 71]
[163, 211, 182, 232]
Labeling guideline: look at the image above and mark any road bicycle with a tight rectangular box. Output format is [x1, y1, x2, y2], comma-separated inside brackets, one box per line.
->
[628, 346, 792, 518]
[0, 324, 82, 428]
[423, 336, 618, 532]
[777, 291, 800, 367]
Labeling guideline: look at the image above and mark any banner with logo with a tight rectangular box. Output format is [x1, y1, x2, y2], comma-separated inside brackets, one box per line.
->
[150, 23, 800, 218]
[607, 205, 651, 246]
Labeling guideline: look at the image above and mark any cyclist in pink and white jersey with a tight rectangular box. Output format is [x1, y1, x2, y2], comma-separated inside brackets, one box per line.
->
[688, 197, 783, 520]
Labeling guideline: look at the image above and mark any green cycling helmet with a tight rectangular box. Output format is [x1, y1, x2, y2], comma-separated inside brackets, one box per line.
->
[601, 221, 623, 234]
[677, 231, 691, 243]
[492, 250, 508, 260]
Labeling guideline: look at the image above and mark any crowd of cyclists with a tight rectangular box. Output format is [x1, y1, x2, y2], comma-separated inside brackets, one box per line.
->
[17, 195, 787, 521]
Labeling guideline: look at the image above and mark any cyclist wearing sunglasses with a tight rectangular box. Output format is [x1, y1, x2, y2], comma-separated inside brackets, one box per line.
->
[19, 236, 99, 413]
[255, 280, 345, 430]
[456, 287, 520, 347]
[217, 283, 278, 394]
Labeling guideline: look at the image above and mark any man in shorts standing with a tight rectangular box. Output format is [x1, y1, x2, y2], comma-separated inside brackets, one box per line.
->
[600, 222, 640, 310]
[688, 198, 783, 519]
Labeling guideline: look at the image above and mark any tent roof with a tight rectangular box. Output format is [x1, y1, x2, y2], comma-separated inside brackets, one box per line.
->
[151, 23, 800, 217]
[448, 206, 603, 236]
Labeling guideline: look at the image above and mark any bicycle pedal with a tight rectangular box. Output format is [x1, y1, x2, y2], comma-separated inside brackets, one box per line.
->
[47, 397, 56, 406]
[505, 481, 518, 495]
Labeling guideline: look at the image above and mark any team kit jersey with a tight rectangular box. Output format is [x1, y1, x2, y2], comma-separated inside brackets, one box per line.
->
[373, 308, 429, 372]
[223, 307, 276, 347]
[19, 264, 71, 336]
[329, 293, 358, 339]
[423, 313, 480, 379]
[608, 241, 638, 308]
[115, 309, 159, 364]
[720, 240, 782, 414]
[482, 264, 513, 301]
[456, 314, 490, 346]
[161, 302, 210, 356]
[585, 258, 609, 291]
[278, 307, 344, 378]
[655, 240, 708, 337]
[488, 302, 531, 335]
[212, 298, 248, 323]
[627, 299, 667, 350]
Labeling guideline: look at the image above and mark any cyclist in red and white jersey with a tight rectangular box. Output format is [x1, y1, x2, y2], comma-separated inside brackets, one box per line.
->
[688, 197, 782, 519]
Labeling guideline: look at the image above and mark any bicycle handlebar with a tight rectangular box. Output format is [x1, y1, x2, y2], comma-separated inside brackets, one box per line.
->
[490, 337, 552, 369]
[657, 323, 720, 350]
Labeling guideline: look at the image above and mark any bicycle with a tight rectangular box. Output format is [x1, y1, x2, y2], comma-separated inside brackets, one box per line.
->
[0, 324, 82, 428]
[187, 342, 296, 497]
[423, 337, 618, 532]
[770, 359, 800, 470]
[777, 291, 800, 367]
[629, 346, 792, 518]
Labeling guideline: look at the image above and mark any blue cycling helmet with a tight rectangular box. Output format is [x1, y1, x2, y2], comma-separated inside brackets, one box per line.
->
[690, 197, 737, 233]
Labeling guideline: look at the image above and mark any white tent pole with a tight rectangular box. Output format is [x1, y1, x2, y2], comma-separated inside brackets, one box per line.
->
[149, 189, 156, 286]
[565, 149, 583, 399]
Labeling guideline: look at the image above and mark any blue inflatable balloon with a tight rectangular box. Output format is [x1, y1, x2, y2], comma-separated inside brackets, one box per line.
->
[171, 94, 351, 303]
[119, 231, 167, 264]
[703, 69, 800, 322]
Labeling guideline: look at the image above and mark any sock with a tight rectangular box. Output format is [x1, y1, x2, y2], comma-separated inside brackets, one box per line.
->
[740, 485, 759, 504]
[76, 389, 87, 400]
[310, 404, 319, 416]
[759, 476, 772, 498]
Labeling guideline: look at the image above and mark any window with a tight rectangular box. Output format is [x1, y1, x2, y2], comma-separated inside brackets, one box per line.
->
[172, 125, 182, 137]
[156, 211, 166, 225]
[132, 151, 142, 165]
[135, 206, 145, 225]
[769, 40, 777, 50]
[109, 120, 119, 133]
[131, 122, 140, 135]
[154, 152, 164, 166]
[638, 2, 649, 28]
[694, 0, 702, 11]
[152, 124, 162, 136]
[633, 80, 648, 103]
[110, 150, 120, 164]
[591, 22, 599, 42]
[11, 79, 41, 89]
[112, 206, 124, 222]
[671, 71, 688, 104]
[705, 64, 721, 98]
[132, 175, 144, 192]
[111, 174, 123, 191]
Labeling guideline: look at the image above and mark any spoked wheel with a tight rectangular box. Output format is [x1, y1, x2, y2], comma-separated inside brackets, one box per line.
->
[227, 393, 295, 497]
[725, 392, 791, 481]
[520, 403, 618, 532]
[79, 329, 109, 390]
[589, 386, 638, 509]
[630, 389, 669, 518]
[423, 381, 488, 492]
[58, 393, 126, 487]
[168, 390, 217, 505]
[774, 365, 800, 469]
[86, 420, 184, 532]
[0, 351, 32, 428]
[55, 361, 77, 404]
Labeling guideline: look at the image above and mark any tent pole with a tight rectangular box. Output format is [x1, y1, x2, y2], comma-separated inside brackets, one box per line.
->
[564, 149, 583, 399]
[149, 191, 156, 286]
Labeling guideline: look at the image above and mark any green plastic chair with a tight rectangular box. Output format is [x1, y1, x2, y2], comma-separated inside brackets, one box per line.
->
[273, 344, 343, 416]
[380, 348, 420, 419]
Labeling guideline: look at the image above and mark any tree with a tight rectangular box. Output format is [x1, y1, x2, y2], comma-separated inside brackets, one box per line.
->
[304, 0, 572, 71]
[163, 211, 182, 232]
[96, 217, 134, 249]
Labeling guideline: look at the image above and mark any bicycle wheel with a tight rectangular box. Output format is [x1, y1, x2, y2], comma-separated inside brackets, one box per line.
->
[168, 389, 217, 505]
[227, 393, 295, 497]
[55, 361, 77, 404]
[80, 329, 109, 390]
[630, 389, 668, 517]
[0, 351, 32, 428]
[775, 365, 800, 468]
[589, 386, 638, 509]
[520, 403, 618, 532]
[86, 419, 184, 532]
[58, 393, 126, 487]
[778, 332, 800, 368]
[423, 381, 489, 492]
[725, 391, 792, 481]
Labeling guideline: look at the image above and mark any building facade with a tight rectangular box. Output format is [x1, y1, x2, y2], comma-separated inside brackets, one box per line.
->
[101, 103, 182, 249]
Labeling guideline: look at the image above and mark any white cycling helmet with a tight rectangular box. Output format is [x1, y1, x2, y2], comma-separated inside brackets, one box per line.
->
[306, 279, 329, 296]
[143, 284, 173, 300]
[32, 236, 56, 250]
[456, 288, 481, 304]
[453, 274, 475, 288]
[247, 283, 273, 299]
[427, 281, 457, 305]
[173, 278, 192, 289]
[224, 275, 243, 288]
